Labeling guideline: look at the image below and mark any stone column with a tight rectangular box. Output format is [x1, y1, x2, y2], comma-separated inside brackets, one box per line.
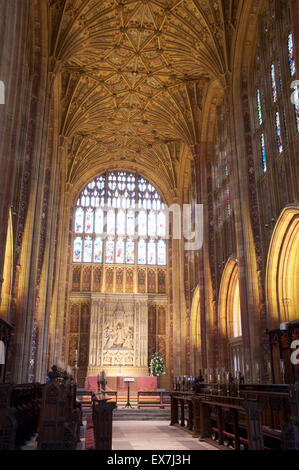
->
[227, 78, 267, 382]
[191, 143, 216, 372]
[138, 296, 149, 368]
[89, 300, 99, 368]
[0, 0, 30, 310]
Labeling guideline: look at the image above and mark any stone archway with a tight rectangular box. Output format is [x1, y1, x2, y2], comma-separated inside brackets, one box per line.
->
[0, 210, 13, 321]
[190, 286, 201, 375]
[266, 205, 299, 330]
[218, 258, 243, 374]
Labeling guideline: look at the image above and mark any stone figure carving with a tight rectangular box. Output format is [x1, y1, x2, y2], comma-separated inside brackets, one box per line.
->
[103, 322, 134, 350]
[123, 326, 134, 349]
[103, 299, 135, 353]
[103, 325, 114, 349]
[88, 294, 148, 372]
[113, 322, 126, 348]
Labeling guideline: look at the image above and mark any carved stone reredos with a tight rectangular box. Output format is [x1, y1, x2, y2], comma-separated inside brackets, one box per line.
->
[88, 294, 148, 373]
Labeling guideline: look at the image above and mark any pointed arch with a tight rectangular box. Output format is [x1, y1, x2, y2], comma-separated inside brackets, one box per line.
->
[218, 258, 243, 373]
[266, 205, 299, 330]
[0, 210, 13, 321]
[190, 285, 201, 375]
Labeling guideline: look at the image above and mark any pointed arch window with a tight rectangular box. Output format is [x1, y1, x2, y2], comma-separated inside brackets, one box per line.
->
[94, 238, 103, 263]
[115, 238, 125, 264]
[288, 33, 296, 77]
[83, 237, 93, 263]
[253, 12, 298, 176]
[257, 89, 263, 125]
[72, 172, 167, 266]
[73, 237, 82, 262]
[275, 111, 283, 153]
[126, 240, 135, 264]
[95, 208, 104, 234]
[261, 133, 267, 172]
[106, 239, 115, 264]
[157, 240, 166, 266]
[138, 239, 147, 265]
[271, 64, 277, 103]
[85, 209, 94, 234]
[74, 208, 84, 233]
[148, 240, 156, 265]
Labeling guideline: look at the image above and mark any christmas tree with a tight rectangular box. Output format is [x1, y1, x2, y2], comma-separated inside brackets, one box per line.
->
[150, 352, 166, 376]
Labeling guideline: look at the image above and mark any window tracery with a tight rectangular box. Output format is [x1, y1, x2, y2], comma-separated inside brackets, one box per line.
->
[253, 3, 298, 176]
[73, 172, 167, 266]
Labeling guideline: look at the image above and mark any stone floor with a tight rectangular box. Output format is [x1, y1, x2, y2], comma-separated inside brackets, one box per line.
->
[21, 417, 217, 451]
[112, 420, 217, 451]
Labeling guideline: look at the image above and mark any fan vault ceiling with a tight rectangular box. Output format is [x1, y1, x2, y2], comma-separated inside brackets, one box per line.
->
[49, 0, 240, 190]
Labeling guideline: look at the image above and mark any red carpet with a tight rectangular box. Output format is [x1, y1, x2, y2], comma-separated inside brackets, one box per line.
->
[85, 415, 95, 450]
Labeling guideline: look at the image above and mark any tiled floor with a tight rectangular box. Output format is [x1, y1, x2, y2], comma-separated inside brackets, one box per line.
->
[112, 420, 217, 451]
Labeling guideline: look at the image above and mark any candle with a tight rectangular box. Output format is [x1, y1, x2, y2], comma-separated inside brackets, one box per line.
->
[75, 349, 78, 362]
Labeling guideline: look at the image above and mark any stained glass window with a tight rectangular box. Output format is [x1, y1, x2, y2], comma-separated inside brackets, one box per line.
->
[257, 89, 262, 125]
[157, 240, 166, 266]
[275, 112, 283, 153]
[138, 239, 147, 265]
[94, 237, 103, 263]
[138, 211, 147, 236]
[107, 210, 115, 235]
[126, 240, 135, 264]
[73, 172, 167, 266]
[83, 237, 93, 263]
[148, 240, 156, 265]
[106, 239, 115, 264]
[282, 109, 288, 145]
[85, 209, 94, 234]
[95, 208, 104, 234]
[226, 187, 232, 216]
[157, 211, 166, 237]
[75, 208, 84, 233]
[115, 239, 125, 264]
[73, 237, 82, 262]
[295, 93, 299, 133]
[271, 64, 277, 103]
[127, 211, 135, 236]
[117, 210, 126, 235]
[148, 211, 156, 237]
[288, 33, 296, 76]
[261, 133, 267, 172]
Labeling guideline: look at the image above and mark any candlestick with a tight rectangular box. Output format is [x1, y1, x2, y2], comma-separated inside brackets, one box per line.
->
[255, 362, 260, 384]
[245, 363, 250, 383]
[267, 361, 272, 384]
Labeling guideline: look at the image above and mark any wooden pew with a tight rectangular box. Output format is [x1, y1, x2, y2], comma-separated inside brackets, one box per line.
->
[0, 384, 17, 449]
[170, 385, 298, 450]
[170, 392, 195, 432]
[0, 383, 42, 449]
[137, 391, 171, 409]
[37, 373, 81, 450]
